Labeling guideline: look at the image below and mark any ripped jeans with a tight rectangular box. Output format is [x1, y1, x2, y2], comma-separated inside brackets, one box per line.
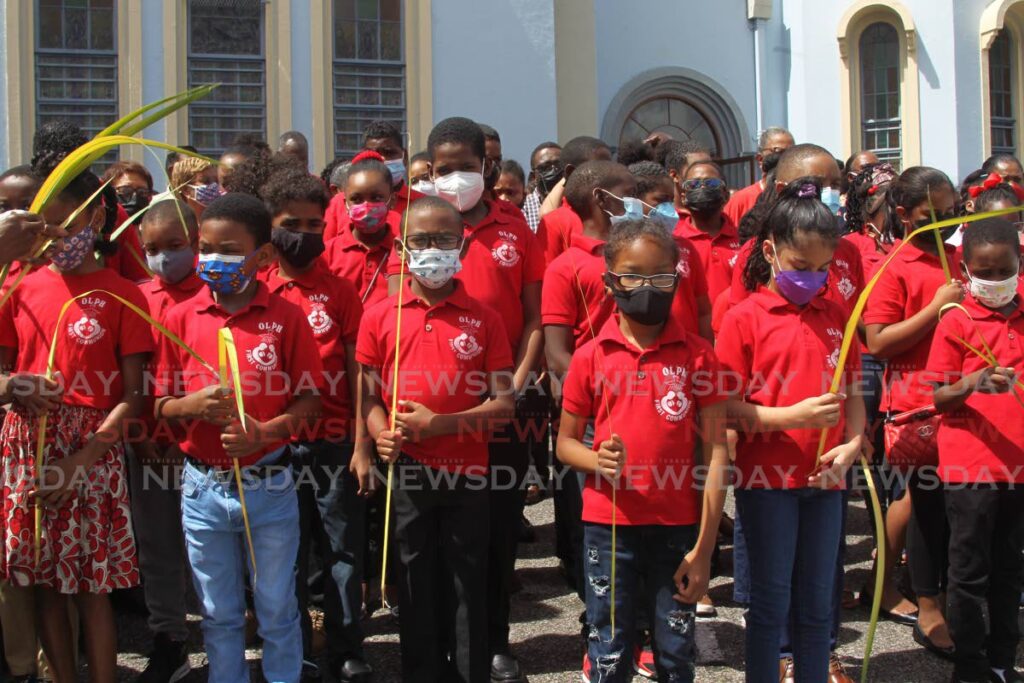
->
[583, 522, 698, 683]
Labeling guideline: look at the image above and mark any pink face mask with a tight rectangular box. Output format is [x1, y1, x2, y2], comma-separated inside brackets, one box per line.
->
[347, 201, 389, 234]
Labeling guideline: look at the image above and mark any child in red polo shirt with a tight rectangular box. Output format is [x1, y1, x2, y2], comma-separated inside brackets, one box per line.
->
[557, 218, 729, 683]
[0, 169, 152, 683]
[129, 199, 203, 682]
[262, 169, 372, 681]
[356, 197, 514, 682]
[674, 162, 742, 304]
[391, 117, 543, 678]
[154, 193, 324, 683]
[324, 153, 400, 309]
[864, 166, 964, 656]
[928, 219, 1024, 683]
[537, 136, 612, 264]
[718, 180, 866, 683]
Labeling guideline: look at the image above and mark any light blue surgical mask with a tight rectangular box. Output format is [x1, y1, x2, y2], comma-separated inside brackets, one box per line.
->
[385, 158, 407, 187]
[820, 186, 842, 216]
[650, 202, 679, 231]
[600, 189, 646, 226]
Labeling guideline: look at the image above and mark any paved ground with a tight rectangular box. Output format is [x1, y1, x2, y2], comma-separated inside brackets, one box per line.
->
[106, 491, 1022, 683]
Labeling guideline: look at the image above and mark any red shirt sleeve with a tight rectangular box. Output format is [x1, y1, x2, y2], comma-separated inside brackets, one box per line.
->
[385, 247, 404, 277]
[714, 308, 752, 397]
[522, 228, 545, 284]
[692, 339, 728, 409]
[687, 244, 710, 300]
[927, 312, 967, 382]
[863, 268, 906, 325]
[355, 305, 384, 367]
[541, 259, 577, 327]
[335, 279, 363, 344]
[117, 282, 156, 357]
[152, 311, 185, 399]
[561, 343, 596, 418]
[0, 287, 18, 350]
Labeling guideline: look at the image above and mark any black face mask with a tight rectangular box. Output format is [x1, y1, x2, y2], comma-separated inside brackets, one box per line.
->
[760, 151, 782, 175]
[606, 279, 675, 326]
[536, 166, 564, 198]
[913, 217, 959, 242]
[272, 229, 325, 269]
[684, 186, 727, 216]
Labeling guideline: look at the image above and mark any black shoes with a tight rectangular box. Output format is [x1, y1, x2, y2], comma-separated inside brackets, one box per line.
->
[491, 653, 527, 682]
[335, 658, 373, 683]
[135, 633, 190, 683]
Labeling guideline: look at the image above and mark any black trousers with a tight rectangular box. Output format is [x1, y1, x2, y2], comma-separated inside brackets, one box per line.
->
[392, 456, 490, 683]
[906, 470, 949, 597]
[946, 485, 1024, 680]
[487, 391, 544, 654]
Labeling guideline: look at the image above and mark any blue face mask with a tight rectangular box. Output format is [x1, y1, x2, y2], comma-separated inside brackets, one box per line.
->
[385, 158, 407, 187]
[820, 186, 842, 216]
[601, 189, 646, 226]
[196, 252, 255, 295]
[650, 202, 679, 231]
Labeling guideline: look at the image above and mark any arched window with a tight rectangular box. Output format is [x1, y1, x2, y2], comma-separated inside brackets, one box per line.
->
[858, 22, 901, 165]
[619, 97, 720, 156]
[837, 1, 920, 169]
[989, 30, 1016, 155]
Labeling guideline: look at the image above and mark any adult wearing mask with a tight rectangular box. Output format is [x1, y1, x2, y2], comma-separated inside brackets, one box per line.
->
[521, 142, 562, 232]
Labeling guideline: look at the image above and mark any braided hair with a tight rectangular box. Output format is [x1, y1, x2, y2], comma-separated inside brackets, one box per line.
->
[845, 162, 898, 241]
[737, 170, 778, 243]
[742, 177, 838, 291]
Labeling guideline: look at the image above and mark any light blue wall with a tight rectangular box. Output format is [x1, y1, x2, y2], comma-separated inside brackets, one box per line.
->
[141, 0, 167, 187]
[593, 0, 758, 153]
[951, 0, 991, 179]
[429, 0, 558, 166]
[290, 0, 315, 171]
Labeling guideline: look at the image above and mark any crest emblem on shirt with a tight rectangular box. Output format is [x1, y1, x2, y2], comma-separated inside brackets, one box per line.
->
[307, 302, 334, 336]
[836, 275, 855, 301]
[654, 366, 691, 422]
[826, 328, 844, 370]
[492, 240, 520, 268]
[67, 309, 105, 346]
[675, 249, 691, 278]
[246, 334, 280, 372]
[450, 316, 483, 361]
[728, 253, 739, 268]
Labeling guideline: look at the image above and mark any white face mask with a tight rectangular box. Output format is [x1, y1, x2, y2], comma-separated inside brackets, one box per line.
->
[432, 170, 485, 212]
[411, 179, 437, 196]
[966, 267, 1020, 308]
[406, 247, 463, 289]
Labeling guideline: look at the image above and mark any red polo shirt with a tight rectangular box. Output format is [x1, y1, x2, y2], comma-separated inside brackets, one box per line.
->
[562, 314, 727, 525]
[729, 237, 865, 316]
[541, 232, 707, 349]
[106, 204, 150, 283]
[864, 240, 962, 413]
[355, 279, 514, 471]
[541, 232, 614, 349]
[0, 267, 154, 410]
[155, 282, 325, 467]
[324, 219, 396, 308]
[716, 287, 859, 489]
[387, 200, 544, 350]
[674, 215, 742, 303]
[267, 261, 362, 441]
[723, 181, 762, 226]
[139, 273, 204, 335]
[324, 183, 423, 242]
[927, 293, 1024, 483]
[536, 202, 583, 265]
[843, 232, 900, 280]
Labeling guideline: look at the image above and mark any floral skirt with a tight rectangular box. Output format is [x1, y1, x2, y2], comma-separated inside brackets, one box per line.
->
[1, 404, 138, 593]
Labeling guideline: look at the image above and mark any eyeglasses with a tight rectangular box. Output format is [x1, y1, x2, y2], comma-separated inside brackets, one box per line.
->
[607, 271, 679, 290]
[760, 146, 787, 155]
[402, 233, 464, 251]
[681, 178, 726, 192]
[116, 187, 153, 203]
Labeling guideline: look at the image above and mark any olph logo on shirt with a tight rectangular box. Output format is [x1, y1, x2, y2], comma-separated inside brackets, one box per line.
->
[655, 366, 691, 422]
[67, 301, 107, 346]
[450, 316, 483, 361]
[247, 324, 282, 373]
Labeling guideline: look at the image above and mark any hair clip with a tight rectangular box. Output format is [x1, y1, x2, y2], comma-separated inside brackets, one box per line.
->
[797, 183, 818, 199]
[867, 184, 878, 196]
[968, 173, 1005, 199]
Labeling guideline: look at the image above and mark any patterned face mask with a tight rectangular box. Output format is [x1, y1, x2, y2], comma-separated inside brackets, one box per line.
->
[52, 225, 96, 271]
[196, 252, 255, 294]
[404, 246, 462, 289]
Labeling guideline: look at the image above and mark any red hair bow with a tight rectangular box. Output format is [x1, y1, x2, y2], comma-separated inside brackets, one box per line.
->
[968, 172, 1004, 198]
[351, 149, 385, 164]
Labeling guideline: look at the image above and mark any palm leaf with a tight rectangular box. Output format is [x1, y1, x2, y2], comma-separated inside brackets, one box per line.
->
[97, 85, 219, 138]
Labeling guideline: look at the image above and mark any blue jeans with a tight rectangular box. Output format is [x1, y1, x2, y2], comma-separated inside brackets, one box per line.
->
[181, 455, 302, 683]
[736, 488, 842, 683]
[583, 523, 698, 683]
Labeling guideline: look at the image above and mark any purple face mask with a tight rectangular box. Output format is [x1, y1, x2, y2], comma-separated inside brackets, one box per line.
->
[771, 248, 828, 306]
